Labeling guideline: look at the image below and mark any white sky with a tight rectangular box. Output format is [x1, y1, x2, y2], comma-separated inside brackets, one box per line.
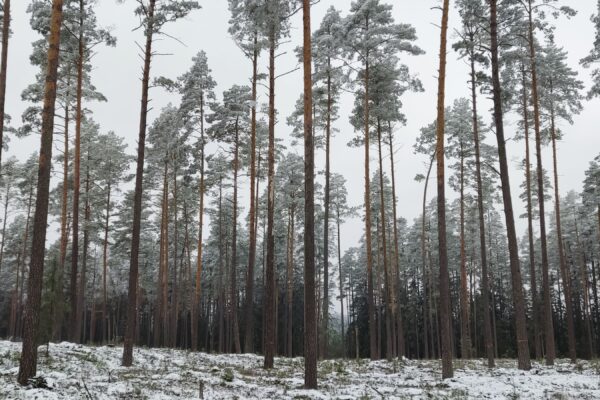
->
[4, 0, 600, 254]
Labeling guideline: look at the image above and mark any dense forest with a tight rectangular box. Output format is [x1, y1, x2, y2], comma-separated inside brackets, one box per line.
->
[1, 0, 600, 393]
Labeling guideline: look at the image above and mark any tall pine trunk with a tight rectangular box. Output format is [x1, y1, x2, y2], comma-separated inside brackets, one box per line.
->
[192, 123, 206, 351]
[376, 118, 394, 360]
[243, 33, 259, 354]
[54, 88, 71, 342]
[17, 0, 64, 384]
[231, 119, 241, 353]
[122, 0, 156, 367]
[0, 0, 10, 170]
[521, 64, 542, 360]
[264, 23, 276, 370]
[458, 139, 471, 359]
[101, 174, 111, 344]
[470, 53, 494, 367]
[435, 0, 453, 379]
[303, 0, 317, 387]
[489, 0, 531, 370]
[70, 0, 85, 342]
[387, 124, 405, 357]
[549, 87, 576, 363]
[526, 4, 558, 365]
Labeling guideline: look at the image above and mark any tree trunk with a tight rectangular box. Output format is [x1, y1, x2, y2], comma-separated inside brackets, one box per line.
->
[421, 154, 434, 359]
[101, 171, 111, 344]
[0, 0, 10, 169]
[243, 32, 259, 354]
[264, 23, 276, 370]
[54, 88, 71, 342]
[122, 0, 155, 367]
[549, 82, 576, 363]
[376, 118, 394, 360]
[362, 36, 377, 362]
[469, 53, 494, 367]
[387, 123, 405, 358]
[70, 0, 85, 342]
[489, 0, 531, 371]
[458, 140, 471, 359]
[75, 152, 91, 343]
[526, 2, 556, 365]
[17, 0, 64, 384]
[521, 63, 541, 360]
[230, 118, 241, 353]
[435, 0, 453, 379]
[285, 209, 294, 357]
[302, 0, 317, 387]
[336, 205, 345, 358]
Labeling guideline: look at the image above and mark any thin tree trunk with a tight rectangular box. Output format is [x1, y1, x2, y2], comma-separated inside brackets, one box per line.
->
[549, 82, 576, 363]
[54, 95, 70, 342]
[231, 119, 241, 353]
[458, 140, 471, 359]
[264, 23, 276, 370]
[376, 118, 394, 361]
[243, 32, 259, 354]
[435, 0, 453, 379]
[489, 0, 531, 371]
[122, 0, 156, 367]
[363, 36, 377, 363]
[285, 209, 294, 357]
[75, 152, 91, 343]
[336, 204, 345, 358]
[0, 0, 10, 171]
[69, 0, 85, 342]
[17, 0, 63, 384]
[192, 121, 205, 351]
[521, 63, 541, 360]
[470, 51, 494, 367]
[101, 173, 111, 344]
[303, 0, 317, 387]
[387, 123, 405, 358]
[320, 48, 333, 361]
[421, 154, 434, 359]
[526, 1, 556, 365]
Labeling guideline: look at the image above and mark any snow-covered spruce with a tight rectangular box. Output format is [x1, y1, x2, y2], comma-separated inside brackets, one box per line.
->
[1, 341, 600, 399]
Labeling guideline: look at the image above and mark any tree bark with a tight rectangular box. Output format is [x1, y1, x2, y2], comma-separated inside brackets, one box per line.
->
[0, 0, 10, 169]
[435, 0, 453, 379]
[230, 118, 241, 353]
[192, 112, 205, 351]
[489, 0, 531, 370]
[377, 119, 394, 360]
[387, 124, 405, 358]
[526, 1, 556, 365]
[470, 52, 494, 367]
[243, 32, 259, 354]
[122, 0, 155, 367]
[458, 139, 471, 359]
[17, 0, 64, 384]
[75, 156, 91, 343]
[549, 81, 576, 363]
[264, 23, 276, 370]
[303, 0, 317, 387]
[70, 0, 85, 342]
[521, 63, 541, 360]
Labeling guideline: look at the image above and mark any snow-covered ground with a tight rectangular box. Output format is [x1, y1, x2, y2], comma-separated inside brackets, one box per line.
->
[0, 341, 599, 399]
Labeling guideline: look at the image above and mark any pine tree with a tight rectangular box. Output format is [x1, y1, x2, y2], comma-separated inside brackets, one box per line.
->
[434, 0, 453, 379]
[17, 0, 64, 385]
[343, 0, 422, 360]
[488, 0, 531, 371]
[122, 0, 200, 367]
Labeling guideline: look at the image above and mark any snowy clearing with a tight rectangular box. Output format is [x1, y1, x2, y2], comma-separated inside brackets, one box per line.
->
[0, 341, 599, 399]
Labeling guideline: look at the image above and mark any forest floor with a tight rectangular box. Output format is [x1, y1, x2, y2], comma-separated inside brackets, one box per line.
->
[1, 340, 599, 399]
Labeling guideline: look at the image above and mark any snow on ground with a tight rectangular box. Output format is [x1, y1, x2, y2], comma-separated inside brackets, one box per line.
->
[0, 341, 599, 399]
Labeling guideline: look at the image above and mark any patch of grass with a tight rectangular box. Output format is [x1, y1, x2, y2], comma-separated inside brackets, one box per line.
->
[222, 367, 234, 382]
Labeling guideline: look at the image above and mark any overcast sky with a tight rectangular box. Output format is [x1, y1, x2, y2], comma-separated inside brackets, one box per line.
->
[4, 0, 600, 253]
